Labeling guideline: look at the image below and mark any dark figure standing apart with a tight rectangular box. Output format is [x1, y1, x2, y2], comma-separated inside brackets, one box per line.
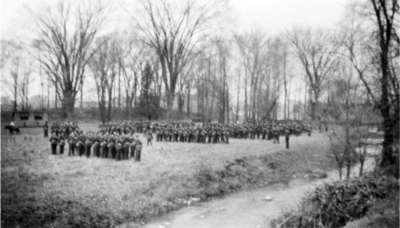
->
[43, 122, 49, 137]
[285, 130, 290, 149]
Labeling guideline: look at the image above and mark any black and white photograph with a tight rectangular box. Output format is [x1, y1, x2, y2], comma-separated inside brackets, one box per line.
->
[1, 0, 399, 227]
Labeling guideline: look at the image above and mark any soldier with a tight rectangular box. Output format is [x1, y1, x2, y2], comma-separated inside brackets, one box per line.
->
[85, 137, 92, 158]
[147, 131, 153, 146]
[100, 138, 108, 158]
[116, 139, 123, 160]
[92, 138, 100, 157]
[212, 130, 217, 143]
[68, 135, 76, 156]
[155, 128, 160, 142]
[223, 129, 230, 144]
[285, 129, 290, 149]
[129, 139, 136, 160]
[262, 127, 267, 140]
[108, 139, 116, 159]
[123, 138, 130, 160]
[49, 133, 58, 155]
[272, 129, 278, 144]
[59, 136, 65, 155]
[134, 139, 142, 162]
[43, 122, 49, 137]
[77, 137, 85, 156]
[207, 131, 212, 143]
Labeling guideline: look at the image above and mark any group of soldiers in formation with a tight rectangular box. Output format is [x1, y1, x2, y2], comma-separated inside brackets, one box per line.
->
[96, 119, 312, 148]
[45, 119, 312, 157]
[46, 121, 142, 161]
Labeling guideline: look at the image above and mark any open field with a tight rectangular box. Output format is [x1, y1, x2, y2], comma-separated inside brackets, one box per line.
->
[1, 124, 335, 228]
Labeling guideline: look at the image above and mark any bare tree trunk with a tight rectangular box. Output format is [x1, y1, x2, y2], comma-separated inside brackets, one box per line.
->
[252, 78, 257, 121]
[304, 80, 307, 119]
[13, 80, 18, 112]
[338, 165, 343, 179]
[287, 81, 291, 119]
[55, 85, 58, 110]
[236, 71, 241, 122]
[62, 90, 76, 119]
[283, 47, 288, 120]
[118, 68, 121, 110]
[197, 83, 203, 115]
[47, 77, 50, 111]
[359, 145, 366, 177]
[107, 88, 112, 121]
[178, 92, 184, 113]
[80, 76, 83, 109]
[186, 86, 191, 115]
[226, 88, 230, 124]
[244, 72, 248, 121]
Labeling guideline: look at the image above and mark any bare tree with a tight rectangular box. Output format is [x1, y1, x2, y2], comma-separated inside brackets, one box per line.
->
[368, 0, 399, 175]
[289, 28, 338, 120]
[235, 31, 268, 121]
[340, 0, 399, 175]
[34, 1, 105, 118]
[214, 38, 230, 123]
[235, 66, 241, 122]
[89, 36, 119, 122]
[119, 39, 145, 119]
[9, 56, 21, 112]
[19, 63, 33, 111]
[136, 0, 221, 116]
[325, 60, 373, 179]
[1, 40, 32, 113]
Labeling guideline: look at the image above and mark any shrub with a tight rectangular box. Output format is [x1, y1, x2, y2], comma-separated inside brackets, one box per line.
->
[272, 173, 398, 228]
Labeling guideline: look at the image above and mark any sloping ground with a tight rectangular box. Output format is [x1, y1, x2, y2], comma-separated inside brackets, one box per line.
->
[137, 172, 336, 228]
[1, 126, 333, 228]
[136, 159, 375, 228]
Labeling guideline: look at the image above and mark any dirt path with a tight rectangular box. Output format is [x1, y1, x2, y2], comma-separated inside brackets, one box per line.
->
[119, 159, 375, 228]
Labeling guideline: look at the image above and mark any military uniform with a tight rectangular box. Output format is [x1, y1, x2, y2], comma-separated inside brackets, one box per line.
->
[100, 139, 107, 158]
[85, 138, 92, 157]
[59, 136, 65, 154]
[116, 140, 123, 160]
[92, 140, 100, 157]
[43, 123, 49, 137]
[134, 140, 142, 161]
[68, 136, 76, 156]
[50, 134, 58, 155]
[77, 138, 85, 156]
[285, 130, 290, 149]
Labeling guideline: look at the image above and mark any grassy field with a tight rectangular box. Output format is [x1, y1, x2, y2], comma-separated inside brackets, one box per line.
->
[1, 123, 335, 228]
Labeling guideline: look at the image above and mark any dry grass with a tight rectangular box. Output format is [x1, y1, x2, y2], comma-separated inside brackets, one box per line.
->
[1, 123, 333, 228]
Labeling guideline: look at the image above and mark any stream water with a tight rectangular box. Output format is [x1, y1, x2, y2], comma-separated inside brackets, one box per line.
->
[117, 157, 375, 228]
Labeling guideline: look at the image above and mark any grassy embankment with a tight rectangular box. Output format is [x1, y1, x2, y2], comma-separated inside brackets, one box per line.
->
[1, 125, 335, 228]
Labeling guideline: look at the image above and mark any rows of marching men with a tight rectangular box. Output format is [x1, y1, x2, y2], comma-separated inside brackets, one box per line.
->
[96, 119, 312, 146]
[46, 119, 313, 157]
[47, 122, 142, 161]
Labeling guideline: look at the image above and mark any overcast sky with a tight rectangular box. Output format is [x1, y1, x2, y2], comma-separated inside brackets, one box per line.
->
[1, 0, 348, 38]
[0, 0, 349, 101]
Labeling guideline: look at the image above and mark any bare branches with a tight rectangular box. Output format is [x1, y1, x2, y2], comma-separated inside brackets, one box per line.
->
[136, 0, 221, 111]
[34, 0, 105, 117]
[289, 28, 338, 120]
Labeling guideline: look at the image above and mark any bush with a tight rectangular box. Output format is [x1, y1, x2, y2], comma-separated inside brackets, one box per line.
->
[272, 173, 398, 228]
